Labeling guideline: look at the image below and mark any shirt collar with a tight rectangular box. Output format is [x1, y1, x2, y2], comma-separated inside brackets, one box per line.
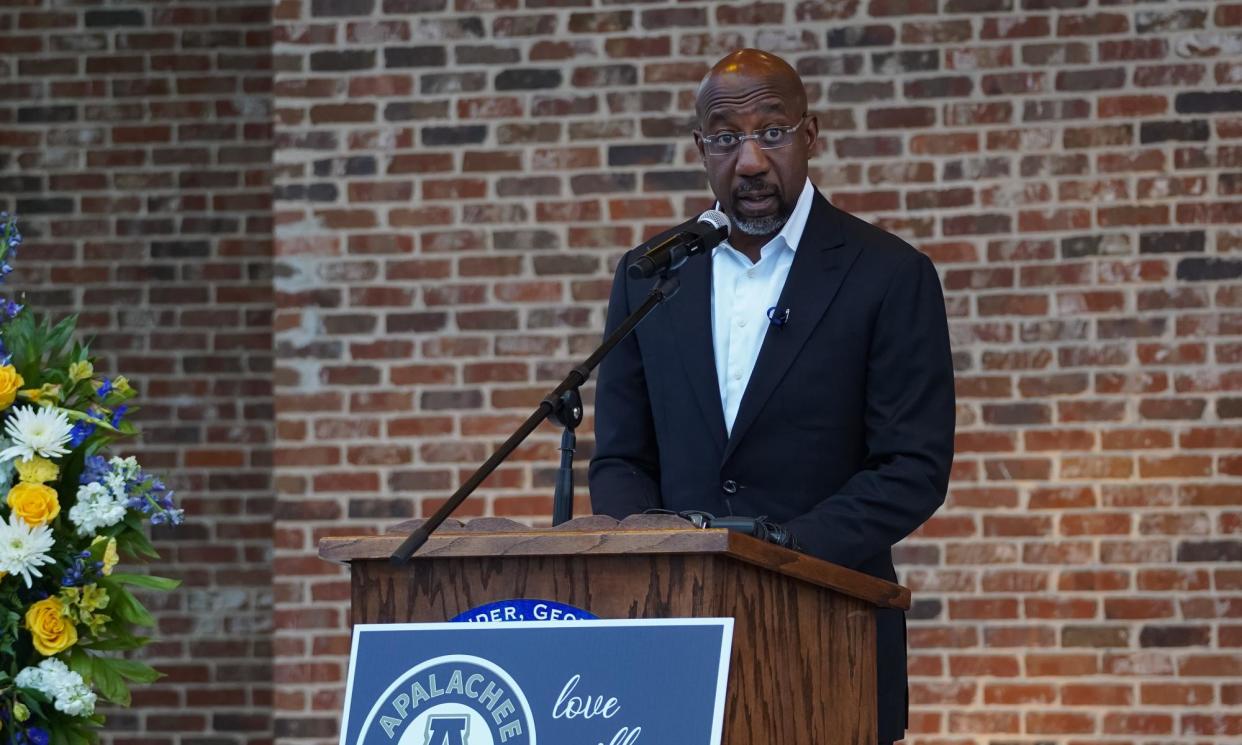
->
[714, 177, 815, 258]
[778, 176, 814, 253]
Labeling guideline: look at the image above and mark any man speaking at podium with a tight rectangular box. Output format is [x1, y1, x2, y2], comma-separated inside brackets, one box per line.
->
[589, 49, 955, 745]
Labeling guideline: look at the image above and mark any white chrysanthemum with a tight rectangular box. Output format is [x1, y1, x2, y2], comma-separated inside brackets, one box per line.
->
[69, 481, 126, 536]
[15, 658, 94, 716]
[0, 513, 55, 587]
[0, 406, 73, 463]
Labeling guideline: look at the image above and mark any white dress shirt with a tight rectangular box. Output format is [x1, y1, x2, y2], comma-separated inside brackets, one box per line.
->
[712, 178, 815, 434]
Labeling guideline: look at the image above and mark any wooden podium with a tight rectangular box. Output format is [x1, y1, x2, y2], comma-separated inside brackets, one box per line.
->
[319, 514, 910, 745]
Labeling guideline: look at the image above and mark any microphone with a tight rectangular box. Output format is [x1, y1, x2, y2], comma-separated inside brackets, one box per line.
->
[641, 508, 801, 551]
[706, 516, 799, 551]
[627, 209, 730, 280]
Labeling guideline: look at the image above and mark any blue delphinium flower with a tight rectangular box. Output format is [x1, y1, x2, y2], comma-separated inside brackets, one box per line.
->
[80, 454, 109, 485]
[69, 420, 96, 446]
[0, 213, 20, 328]
[1, 213, 19, 257]
[61, 551, 102, 587]
[86, 456, 185, 527]
[96, 377, 114, 398]
[110, 404, 127, 428]
[7, 726, 50, 745]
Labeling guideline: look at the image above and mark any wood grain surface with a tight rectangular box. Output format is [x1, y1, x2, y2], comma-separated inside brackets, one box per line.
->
[321, 516, 909, 611]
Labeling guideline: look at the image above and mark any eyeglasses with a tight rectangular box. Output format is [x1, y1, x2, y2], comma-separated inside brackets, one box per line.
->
[699, 115, 808, 157]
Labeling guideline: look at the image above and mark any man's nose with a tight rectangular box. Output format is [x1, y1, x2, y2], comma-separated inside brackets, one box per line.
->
[734, 137, 770, 177]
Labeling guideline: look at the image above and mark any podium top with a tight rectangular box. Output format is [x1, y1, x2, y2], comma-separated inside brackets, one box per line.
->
[318, 515, 910, 611]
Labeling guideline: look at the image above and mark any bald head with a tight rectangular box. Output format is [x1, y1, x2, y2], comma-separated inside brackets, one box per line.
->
[695, 49, 807, 127]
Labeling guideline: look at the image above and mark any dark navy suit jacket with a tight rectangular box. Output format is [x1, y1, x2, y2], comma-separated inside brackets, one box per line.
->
[588, 190, 955, 742]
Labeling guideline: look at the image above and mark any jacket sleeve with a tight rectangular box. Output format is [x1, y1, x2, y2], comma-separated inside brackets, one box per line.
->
[784, 250, 955, 569]
[588, 254, 663, 518]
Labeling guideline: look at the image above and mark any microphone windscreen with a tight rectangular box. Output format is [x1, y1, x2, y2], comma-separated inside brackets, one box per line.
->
[698, 209, 730, 235]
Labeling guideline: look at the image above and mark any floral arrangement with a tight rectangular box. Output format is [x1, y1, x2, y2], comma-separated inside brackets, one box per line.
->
[0, 214, 184, 745]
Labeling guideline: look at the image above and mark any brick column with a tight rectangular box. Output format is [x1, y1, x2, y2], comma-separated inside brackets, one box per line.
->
[1, 1, 274, 743]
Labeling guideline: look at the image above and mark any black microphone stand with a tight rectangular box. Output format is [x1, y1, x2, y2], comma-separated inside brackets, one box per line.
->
[549, 387, 582, 526]
[390, 270, 683, 564]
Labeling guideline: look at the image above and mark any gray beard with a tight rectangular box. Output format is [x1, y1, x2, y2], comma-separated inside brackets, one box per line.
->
[733, 213, 788, 236]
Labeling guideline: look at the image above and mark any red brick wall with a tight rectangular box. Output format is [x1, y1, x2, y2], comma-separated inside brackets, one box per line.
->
[1, 1, 274, 744]
[11, 0, 1242, 742]
[273, 1, 1242, 741]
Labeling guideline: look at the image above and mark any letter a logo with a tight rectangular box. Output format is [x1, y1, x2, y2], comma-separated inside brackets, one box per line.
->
[424, 715, 468, 745]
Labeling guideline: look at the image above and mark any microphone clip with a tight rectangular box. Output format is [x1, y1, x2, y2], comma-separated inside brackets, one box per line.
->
[627, 210, 731, 280]
[767, 306, 791, 329]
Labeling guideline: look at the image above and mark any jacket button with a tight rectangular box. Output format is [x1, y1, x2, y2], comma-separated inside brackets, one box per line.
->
[722, 479, 738, 494]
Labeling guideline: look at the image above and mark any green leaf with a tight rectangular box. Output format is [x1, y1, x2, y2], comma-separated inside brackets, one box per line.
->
[113, 515, 162, 560]
[101, 585, 155, 628]
[21, 335, 39, 381]
[46, 314, 78, 361]
[88, 655, 131, 706]
[115, 529, 160, 561]
[81, 635, 150, 652]
[66, 646, 93, 679]
[84, 436, 109, 457]
[20, 690, 48, 719]
[108, 573, 180, 591]
[59, 716, 100, 745]
[109, 658, 161, 684]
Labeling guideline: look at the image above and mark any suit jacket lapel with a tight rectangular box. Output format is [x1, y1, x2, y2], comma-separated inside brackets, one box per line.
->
[722, 193, 860, 465]
[670, 250, 728, 454]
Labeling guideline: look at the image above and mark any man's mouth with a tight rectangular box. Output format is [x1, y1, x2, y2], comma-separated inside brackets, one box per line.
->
[735, 192, 778, 214]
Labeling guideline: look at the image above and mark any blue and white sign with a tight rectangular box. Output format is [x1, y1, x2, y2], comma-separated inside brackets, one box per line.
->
[342, 619, 734, 745]
[451, 599, 597, 623]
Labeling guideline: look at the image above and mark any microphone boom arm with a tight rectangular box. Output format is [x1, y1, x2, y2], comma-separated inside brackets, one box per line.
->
[389, 271, 684, 564]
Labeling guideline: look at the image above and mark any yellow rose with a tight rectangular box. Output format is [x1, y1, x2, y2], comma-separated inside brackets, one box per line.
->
[68, 360, 93, 382]
[25, 597, 77, 655]
[6, 482, 60, 526]
[15, 456, 58, 484]
[0, 366, 23, 409]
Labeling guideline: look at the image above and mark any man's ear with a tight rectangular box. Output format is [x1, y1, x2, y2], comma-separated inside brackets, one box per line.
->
[803, 115, 819, 158]
[692, 130, 707, 164]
